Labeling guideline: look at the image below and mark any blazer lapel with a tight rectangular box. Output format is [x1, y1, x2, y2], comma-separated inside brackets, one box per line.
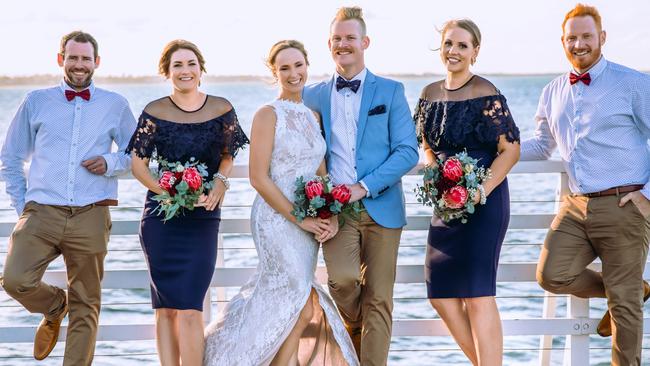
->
[356, 71, 376, 150]
[320, 77, 334, 152]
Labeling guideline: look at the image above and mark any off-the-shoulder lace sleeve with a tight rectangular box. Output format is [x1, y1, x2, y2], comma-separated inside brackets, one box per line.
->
[126, 113, 157, 159]
[476, 95, 520, 144]
[220, 109, 249, 158]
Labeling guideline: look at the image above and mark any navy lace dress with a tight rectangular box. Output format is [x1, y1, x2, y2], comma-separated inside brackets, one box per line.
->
[126, 96, 249, 310]
[413, 76, 520, 298]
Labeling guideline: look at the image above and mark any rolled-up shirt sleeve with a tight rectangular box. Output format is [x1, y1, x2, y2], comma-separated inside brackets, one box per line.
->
[0, 94, 35, 215]
[520, 86, 557, 161]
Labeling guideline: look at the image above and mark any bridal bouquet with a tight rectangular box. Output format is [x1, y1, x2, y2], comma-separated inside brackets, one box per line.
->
[152, 157, 213, 221]
[415, 150, 491, 223]
[291, 175, 361, 223]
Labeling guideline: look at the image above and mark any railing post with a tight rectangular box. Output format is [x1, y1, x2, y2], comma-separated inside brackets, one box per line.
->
[564, 296, 590, 366]
[539, 172, 570, 366]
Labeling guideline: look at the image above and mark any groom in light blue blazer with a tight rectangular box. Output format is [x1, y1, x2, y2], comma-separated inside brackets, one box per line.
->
[303, 7, 418, 365]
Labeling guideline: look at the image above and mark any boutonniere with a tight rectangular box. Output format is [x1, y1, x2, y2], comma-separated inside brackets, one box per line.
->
[368, 104, 386, 116]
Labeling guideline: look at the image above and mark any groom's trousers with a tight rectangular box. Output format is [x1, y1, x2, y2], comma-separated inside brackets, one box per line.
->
[1, 202, 110, 366]
[536, 194, 650, 366]
[323, 209, 402, 366]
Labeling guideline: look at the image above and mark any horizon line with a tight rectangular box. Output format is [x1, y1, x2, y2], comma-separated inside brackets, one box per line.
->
[2, 71, 648, 86]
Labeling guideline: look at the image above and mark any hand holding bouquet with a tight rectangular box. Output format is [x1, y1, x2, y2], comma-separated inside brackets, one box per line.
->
[415, 150, 491, 223]
[291, 175, 361, 224]
[153, 157, 214, 221]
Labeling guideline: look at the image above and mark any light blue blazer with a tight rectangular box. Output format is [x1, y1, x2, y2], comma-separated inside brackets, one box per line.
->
[303, 70, 419, 229]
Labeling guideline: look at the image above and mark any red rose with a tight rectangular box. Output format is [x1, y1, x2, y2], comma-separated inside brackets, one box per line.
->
[182, 167, 203, 191]
[305, 180, 324, 200]
[442, 186, 468, 209]
[442, 158, 464, 183]
[317, 208, 333, 219]
[331, 185, 351, 204]
[159, 171, 176, 192]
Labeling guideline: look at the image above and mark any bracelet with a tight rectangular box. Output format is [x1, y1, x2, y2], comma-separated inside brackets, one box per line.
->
[477, 184, 487, 205]
[214, 172, 230, 190]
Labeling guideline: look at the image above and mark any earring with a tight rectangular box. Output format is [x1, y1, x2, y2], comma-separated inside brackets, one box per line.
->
[471, 56, 476, 65]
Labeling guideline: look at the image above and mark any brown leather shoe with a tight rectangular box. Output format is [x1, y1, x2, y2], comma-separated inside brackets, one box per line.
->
[33, 303, 68, 360]
[597, 281, 650, 337]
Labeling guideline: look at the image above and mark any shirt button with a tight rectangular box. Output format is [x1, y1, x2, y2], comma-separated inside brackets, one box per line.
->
[70, 162, 74, 166]
[76, 107, 80, 110]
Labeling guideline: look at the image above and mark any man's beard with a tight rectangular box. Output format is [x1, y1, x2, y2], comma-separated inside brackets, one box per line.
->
[566, 45, 602, 73]
[64, 69, 94, 90]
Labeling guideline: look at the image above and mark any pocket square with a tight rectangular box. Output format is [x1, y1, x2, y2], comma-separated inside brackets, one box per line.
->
[368, 104, 386, 116]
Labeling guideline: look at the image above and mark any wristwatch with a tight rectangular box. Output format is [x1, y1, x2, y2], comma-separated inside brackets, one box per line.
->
[214, 172, 230, 190]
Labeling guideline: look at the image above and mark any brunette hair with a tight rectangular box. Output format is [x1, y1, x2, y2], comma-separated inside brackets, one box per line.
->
[331, 6, 367, 36]
[265, 40, 309, 76]
[158, 39, 207, 78]
[60, 31, 99, 59]
[562, 4, 603, 35]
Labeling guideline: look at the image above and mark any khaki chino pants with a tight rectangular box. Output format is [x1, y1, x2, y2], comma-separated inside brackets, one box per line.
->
[1, 201, 111, 366]
[537, 195, 650, 366]
[323, 210, 402, 366]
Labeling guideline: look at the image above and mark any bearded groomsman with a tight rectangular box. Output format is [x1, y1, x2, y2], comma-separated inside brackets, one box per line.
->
[0, 31, 136, 365]
[520, 4, 650, 365]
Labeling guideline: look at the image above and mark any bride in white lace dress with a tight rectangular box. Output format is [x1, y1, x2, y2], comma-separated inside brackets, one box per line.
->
[203, 41, 359, 366]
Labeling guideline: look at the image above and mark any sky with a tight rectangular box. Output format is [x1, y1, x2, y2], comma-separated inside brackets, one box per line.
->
[1, 0, 649, 77]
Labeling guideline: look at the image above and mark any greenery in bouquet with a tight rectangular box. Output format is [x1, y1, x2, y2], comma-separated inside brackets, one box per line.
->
[415, 150, 491, 223]
[152, 157, 213, 221]
[291, 175, 362, 224]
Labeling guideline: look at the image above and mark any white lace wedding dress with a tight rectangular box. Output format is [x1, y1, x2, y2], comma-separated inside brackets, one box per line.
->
[203, 100, 359, 366]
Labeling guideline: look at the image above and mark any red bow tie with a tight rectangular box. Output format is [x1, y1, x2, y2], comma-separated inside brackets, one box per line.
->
[65, 89, 91, 101]
[569, 72, 591, 86]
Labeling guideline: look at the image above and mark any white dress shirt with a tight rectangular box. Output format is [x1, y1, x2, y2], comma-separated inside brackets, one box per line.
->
[520, 57, 650, 198]
[329, 68, 368, 191]
[0, 81, 136, 214]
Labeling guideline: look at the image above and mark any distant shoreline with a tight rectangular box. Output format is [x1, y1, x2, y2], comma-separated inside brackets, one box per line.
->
[0, 72, 572, 87]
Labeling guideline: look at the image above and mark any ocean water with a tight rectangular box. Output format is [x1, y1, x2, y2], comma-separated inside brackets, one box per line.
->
[0, 76, 648, 365]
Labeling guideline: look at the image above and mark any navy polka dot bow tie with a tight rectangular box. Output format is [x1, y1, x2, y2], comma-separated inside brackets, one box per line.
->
[335, 76, 361, 93]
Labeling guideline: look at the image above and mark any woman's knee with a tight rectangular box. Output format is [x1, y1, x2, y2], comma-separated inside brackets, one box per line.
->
[156, 308, 178, 321]
[177, 309, 203, 325]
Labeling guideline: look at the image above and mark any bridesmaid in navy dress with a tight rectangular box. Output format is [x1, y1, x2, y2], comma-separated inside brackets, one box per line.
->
[127, 40, 248, 365]
[413, 20, 520, 365]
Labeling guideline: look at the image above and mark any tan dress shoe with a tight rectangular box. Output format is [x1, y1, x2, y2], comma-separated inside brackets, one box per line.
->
[33, 303, 68, 360]
[597, 281, 650, 337]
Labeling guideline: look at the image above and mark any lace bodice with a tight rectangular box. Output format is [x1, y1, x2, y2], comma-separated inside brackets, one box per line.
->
[203, 100, 358, 366]
[413, 76, 520, 155]
[267, 99, 327, 198]
[125, 95, 249, 176]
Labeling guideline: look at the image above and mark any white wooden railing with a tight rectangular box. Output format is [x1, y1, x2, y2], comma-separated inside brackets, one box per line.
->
[1, 161, 648, 365]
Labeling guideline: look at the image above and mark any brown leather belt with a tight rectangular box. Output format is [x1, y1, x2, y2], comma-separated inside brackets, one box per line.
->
[93, 199, 118, 206]
[578, 184, 644, 198]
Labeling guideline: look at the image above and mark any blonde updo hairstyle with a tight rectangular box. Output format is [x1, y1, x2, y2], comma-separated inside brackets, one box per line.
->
[265, 40, 309, 80]
[439, 19, 482, 64]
